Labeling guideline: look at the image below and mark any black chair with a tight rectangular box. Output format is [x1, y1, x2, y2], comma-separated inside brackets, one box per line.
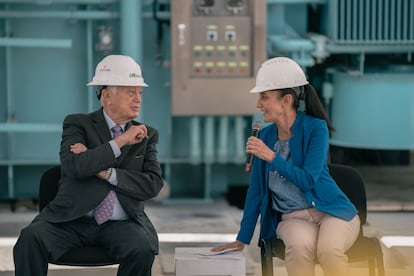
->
[39, 165, 117, 266]
[260, 164, 385, 276]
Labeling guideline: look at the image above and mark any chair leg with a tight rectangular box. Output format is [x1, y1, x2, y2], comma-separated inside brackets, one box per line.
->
[260, 239, 274, 276]
[375, 242, 385, 276]
[368, 258, 375, 276]
[368, 238, 385, 276]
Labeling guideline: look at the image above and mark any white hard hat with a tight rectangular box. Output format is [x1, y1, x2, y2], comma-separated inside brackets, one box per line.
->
[87, 55, 148, 87]
[249, 57, 308, 93]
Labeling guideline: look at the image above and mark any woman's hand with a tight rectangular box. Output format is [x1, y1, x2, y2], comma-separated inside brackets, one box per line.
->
[210, 240, 245, 252]
[246, 136, 275, 163]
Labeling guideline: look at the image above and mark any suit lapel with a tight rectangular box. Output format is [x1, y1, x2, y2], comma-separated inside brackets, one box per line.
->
[92, 109, 112, 144]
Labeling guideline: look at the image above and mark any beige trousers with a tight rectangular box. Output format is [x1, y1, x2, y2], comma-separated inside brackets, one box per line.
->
[277, 208, 360, 276]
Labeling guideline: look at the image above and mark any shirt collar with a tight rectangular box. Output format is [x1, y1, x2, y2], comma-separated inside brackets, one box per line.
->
[102, 110, 125, 132]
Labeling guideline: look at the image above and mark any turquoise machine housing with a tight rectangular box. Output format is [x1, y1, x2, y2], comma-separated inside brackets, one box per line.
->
[0, 0, 413, 202]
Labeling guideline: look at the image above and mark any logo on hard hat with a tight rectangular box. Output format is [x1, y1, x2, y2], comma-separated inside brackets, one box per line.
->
[100, 65, 111, 72]
[129, 73, 141, 78]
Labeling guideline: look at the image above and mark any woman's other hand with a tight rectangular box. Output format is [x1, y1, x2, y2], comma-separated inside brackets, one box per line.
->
[210, 240, 245, 252]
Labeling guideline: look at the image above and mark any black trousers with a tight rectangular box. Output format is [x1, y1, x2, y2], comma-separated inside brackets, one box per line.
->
[13, 216, 156, 276]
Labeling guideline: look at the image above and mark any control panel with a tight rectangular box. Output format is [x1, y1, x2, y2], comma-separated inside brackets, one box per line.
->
[191, 0, 251, 78]
[172, 0, 266, 115]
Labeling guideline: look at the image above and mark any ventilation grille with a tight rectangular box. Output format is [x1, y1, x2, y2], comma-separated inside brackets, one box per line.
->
[331, 0, 414, 44]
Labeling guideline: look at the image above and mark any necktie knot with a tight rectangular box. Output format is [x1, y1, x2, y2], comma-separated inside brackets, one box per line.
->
[111, 125, 122, 138]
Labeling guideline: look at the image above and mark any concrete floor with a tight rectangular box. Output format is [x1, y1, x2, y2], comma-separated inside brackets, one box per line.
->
[1, 164, 414, 275]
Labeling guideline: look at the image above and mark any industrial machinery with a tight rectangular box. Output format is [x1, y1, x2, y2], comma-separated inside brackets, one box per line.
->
[171, 0, 266, 115]
[0, 0, 413, 203]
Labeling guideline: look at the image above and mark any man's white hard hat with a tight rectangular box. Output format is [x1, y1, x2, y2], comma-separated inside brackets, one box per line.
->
[87, 55, 148, 87]
[249, 57, 308, 93]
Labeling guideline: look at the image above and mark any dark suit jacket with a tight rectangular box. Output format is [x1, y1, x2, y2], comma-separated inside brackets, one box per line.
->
[39, 108, 163, 250]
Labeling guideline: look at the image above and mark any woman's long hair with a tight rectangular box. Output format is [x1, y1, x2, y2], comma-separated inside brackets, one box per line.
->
[279, 84, 335, 132]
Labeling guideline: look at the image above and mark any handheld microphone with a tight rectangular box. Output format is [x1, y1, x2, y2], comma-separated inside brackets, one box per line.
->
[245, 120, 263, 173]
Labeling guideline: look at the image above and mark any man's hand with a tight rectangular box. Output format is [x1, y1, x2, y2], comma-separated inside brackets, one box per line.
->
[114, 125, 148, 148]
[70, 143, 87, 154]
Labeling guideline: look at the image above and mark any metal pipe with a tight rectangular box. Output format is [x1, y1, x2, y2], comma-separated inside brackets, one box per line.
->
[0, 0, 118, 4]
[0, 37, 72, 48]
[379, 0, 383, 41]
[234, 116, 246, 164]
[142, 11, 169, 20]
[8, 165, 14, 199]
[402, 0, 408, 41]
[322, 82, 333, 118]
[4, 19, 13, 198]
[268, 35, 314, 52]
[339, 0, 345, 41]
[371, 0, 376, 42]
[121, 0, 143, 120]
[0, 123, 62, 132]
[120, 0, 141, 59]
[411, 0, 414, 41]
[5, 20, 12, 122]
[0, 10, 119, 19]
[86, 18, 94, 113]
[190, 117, 201, 165]
[0, 10, 169, 20]
[352, 0, 357, 42]
[391, 0, 396, 41]
[204, 163, 211, 201]
[358, 1, 367, 41]
[217, 116, 229, 164]
[346, 0, 351, 41]
[204, 116, 215, 163]
[267, 3, 285, 35]
[361, 1, 372, 43]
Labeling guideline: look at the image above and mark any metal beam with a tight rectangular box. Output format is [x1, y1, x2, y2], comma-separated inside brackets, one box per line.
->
[0, 37, 72, 48]
[0, 123, 62, 132]
[0, 10, 119, 19]
[0, 0, 117, 4]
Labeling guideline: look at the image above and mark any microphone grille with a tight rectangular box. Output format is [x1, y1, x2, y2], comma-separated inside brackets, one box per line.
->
[252, 120, 263, 130]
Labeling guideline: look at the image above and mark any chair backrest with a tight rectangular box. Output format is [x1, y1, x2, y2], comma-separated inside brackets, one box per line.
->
[38, 165, 118, 266]
[328, 164, 367, 225]
[39, 165, 61, 211]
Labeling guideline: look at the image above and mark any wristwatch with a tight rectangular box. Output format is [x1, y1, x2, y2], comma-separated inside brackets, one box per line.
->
[105, 168, 112, 180]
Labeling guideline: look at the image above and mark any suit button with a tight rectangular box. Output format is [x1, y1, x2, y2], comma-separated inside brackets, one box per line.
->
[311, 201, 316, 206]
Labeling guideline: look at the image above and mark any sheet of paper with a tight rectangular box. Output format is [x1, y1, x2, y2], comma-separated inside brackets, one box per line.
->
[195, 248, 242, 259]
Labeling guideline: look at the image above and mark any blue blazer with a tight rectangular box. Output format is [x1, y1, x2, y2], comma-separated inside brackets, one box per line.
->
[236, 112, 357, 245]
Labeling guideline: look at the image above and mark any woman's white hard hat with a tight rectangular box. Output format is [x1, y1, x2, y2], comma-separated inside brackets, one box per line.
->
[87, 55, 148, 87]
[249, 57, 308, 93]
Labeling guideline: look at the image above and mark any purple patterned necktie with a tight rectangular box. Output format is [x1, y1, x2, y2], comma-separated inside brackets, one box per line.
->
[94, 125, 122, 225]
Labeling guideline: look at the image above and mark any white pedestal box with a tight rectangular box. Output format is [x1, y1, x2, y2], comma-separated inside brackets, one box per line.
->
[175, 247, 246, 276]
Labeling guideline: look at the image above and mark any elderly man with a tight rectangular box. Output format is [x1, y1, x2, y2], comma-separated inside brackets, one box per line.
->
[14, 55, 163, 276]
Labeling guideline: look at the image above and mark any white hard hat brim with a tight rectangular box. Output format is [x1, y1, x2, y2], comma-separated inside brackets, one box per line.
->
[86, 80, 149, 87]
[249, 80, 308, 93]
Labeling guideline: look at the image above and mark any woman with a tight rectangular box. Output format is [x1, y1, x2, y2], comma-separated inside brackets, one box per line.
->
[212, 57, 360, 276]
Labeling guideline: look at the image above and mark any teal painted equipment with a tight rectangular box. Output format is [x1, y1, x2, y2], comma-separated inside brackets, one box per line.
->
[0, 0, 413, 201]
